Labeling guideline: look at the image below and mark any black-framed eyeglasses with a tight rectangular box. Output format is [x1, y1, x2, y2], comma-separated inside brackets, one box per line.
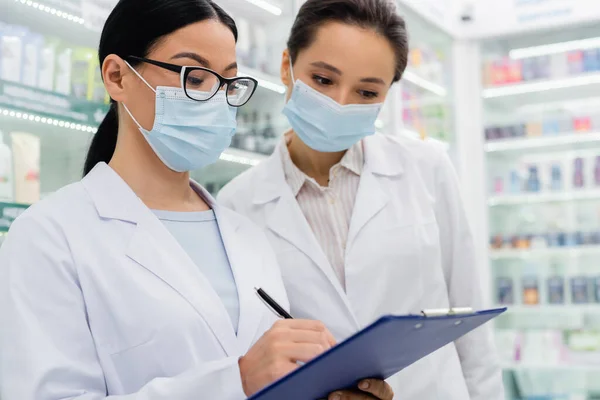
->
[127, 56, 258, 107]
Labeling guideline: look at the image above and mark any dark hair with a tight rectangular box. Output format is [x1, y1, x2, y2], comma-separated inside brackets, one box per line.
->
[83, 0, 237, 176]
[287, 0, 409, 83]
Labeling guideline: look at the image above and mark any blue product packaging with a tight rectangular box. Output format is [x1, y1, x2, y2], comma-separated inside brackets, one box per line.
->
[571, 277, 590, 304]
[527, 166, 540, 192]
[521, 58, 536, 81]
[584, 49, 600, 72]
[497, 277, 514, 305]
[550, 163, 563, 191]
[548, 276, 565, 304]
[595, 277, 600, 303]
[509, 171, 521, 193]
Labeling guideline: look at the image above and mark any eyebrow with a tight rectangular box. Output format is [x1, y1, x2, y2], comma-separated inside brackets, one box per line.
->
[311, 61, 386, 85]
[171, 52, 238, 72]
[360, 77, 386, 85]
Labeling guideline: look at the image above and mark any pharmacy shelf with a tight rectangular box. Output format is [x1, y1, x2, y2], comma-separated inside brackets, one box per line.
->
[489, 190, 600, 206]
[490, 245, 600, 260]
[503, 363, 600, 372]
[403, 69, 448, 97]
[485, 132, 600, 153]
[4, 0, 99, 47]
[220, 147, 267, 166]
[239, 66, 286, 95]
[217, 0, 285, 21]
[505, 305, 600, 314]
[482, 72, 600, 107]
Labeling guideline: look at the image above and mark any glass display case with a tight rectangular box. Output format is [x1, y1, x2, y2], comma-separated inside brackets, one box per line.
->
[0, 0, 296, 227]
[482, 23, 600, 400]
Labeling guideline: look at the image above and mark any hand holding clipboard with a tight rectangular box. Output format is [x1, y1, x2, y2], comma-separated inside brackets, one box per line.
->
[254, 288, 506, 400]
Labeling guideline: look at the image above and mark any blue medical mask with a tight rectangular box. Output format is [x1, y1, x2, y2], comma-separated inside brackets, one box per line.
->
[123, 61, 237, 172]
[282, 63, 383, 152]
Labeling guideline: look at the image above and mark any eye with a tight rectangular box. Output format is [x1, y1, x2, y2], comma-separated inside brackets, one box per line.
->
[312, 75, 333, 86]
[186, 76, 204, 87]
[359, 90, 379, 100]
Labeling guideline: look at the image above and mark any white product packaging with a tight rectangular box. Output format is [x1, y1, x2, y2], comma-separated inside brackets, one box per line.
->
[0, 131, 14, 202]
[0, 24, 28, 83]
[22, 32, 44, 87]
[11, 132, 40, 204]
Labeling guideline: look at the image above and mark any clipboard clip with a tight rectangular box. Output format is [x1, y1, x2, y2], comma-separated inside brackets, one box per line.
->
[421, 307, 474, 317]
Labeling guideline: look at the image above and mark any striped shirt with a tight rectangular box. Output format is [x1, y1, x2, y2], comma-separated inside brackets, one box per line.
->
[280, 134, 363, 290]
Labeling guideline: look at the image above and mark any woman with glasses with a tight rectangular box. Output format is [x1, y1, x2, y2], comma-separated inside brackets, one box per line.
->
[220, 0, 504, 399]
[0, 1, 395, 399]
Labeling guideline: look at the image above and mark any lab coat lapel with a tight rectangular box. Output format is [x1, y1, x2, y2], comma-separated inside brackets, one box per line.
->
[82, 163, 239, 356]
[347, 137, 404, 249]
[212, 204, 262, 352]
[255, 152, 353, 313]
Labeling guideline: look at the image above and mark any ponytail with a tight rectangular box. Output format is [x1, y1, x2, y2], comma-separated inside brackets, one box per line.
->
[83, 102, 118, 176]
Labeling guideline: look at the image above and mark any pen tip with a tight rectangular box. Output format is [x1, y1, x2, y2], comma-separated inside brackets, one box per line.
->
[254, 287, 260, 291]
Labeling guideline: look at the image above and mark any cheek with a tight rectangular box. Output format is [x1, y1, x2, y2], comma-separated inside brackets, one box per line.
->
[127, 82, 157, 131]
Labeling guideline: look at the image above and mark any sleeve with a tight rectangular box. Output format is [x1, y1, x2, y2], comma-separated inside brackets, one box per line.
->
[432, 151, 505, 400]
[0, 213, 247, 400]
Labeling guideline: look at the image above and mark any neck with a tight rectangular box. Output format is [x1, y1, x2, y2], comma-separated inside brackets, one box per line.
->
[109, 120, 207, 212]
[287, 132, 346, 186]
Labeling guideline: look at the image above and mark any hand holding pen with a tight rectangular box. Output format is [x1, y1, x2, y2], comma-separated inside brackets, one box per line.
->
[245, 288, 394, 400]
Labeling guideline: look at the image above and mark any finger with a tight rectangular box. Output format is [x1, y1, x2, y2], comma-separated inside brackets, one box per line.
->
[276, 319, 330, 333]
[328, 390, 375, 400]
[358, 379, 394, 400]
[281, 342, 327, 363]
[291, 329, 334, 351]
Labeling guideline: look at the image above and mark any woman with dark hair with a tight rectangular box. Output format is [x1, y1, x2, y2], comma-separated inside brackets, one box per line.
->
[0, 1, 395, 399]
[220, 0, 504, 399]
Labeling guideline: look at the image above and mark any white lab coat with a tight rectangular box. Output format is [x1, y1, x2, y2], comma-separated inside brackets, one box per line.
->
[219, 134, 504, 400]
[0, 163, 288, 400]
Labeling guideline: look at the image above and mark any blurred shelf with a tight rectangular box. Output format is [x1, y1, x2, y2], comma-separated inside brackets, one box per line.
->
[489, 190, 600, 206]
[485, 132, 600, 152]
[503, 362, 600, 372]
[217, 0, 285, 20]
[239, 66, 286, 94]
[4, 0, 100, 47]
[219, 147, 267, 166]
[504, 305, 600, 314]
[482, 72, 600, 106]
[490, 245, 600, 260]
[403, 69, 447, 97]
[401, 128, 450, 150]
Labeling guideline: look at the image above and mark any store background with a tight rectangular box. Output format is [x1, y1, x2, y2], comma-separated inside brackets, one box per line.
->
[1, 0, 600, 398]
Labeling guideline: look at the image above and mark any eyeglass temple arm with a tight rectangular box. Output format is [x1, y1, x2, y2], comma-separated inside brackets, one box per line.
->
[126, 56, 183, 74]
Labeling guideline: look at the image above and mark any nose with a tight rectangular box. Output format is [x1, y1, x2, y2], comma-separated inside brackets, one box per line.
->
[331, 88, 353, 106]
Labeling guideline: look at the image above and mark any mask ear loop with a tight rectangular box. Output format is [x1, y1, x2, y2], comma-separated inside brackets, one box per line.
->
[122, 60, 156, 131]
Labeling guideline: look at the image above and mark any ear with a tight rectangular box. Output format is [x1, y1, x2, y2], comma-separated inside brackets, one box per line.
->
[280, 49, 293, 88]
[102, 55, 129, 103]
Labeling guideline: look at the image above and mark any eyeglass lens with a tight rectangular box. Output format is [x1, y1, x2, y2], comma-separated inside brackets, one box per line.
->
[184, 69, 256, 106]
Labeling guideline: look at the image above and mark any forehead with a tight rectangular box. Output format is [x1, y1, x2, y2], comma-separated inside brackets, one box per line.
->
[300, 21, 396, 78]
[151, 20, 236, 58]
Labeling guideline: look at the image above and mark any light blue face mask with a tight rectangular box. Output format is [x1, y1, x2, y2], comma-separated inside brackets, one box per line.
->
[282, 62, 383, 153]
[123, 61, 237, 172]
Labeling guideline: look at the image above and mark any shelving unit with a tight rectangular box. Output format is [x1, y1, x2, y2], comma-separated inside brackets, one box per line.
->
[482, 23, 600, 399]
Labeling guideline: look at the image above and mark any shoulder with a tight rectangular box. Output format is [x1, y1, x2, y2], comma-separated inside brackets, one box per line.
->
[8, 181, 94, 239]
[218, 156, 275, 209]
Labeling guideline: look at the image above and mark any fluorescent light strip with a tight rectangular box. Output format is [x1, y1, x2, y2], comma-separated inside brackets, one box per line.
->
[510, 37, 600, 60]
[219, 151, 262, 166]
[403, 70, 447, 97]
[485, 131, 600, 152]
[482, 73, 600, 98]
[0, 108, 97, 133]
[16, 0, 85, 24]
[243, 0, 282, 16]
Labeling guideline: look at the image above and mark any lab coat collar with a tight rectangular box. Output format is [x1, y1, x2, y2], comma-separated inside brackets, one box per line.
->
[252, 134, 404, 206]
[82, 163, 256, 356]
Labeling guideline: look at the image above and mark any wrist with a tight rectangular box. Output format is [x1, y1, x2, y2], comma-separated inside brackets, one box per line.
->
[238, 355, 250, 396]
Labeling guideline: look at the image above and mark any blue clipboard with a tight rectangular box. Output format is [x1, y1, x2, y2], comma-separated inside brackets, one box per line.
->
[248, 308, 506, 400]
